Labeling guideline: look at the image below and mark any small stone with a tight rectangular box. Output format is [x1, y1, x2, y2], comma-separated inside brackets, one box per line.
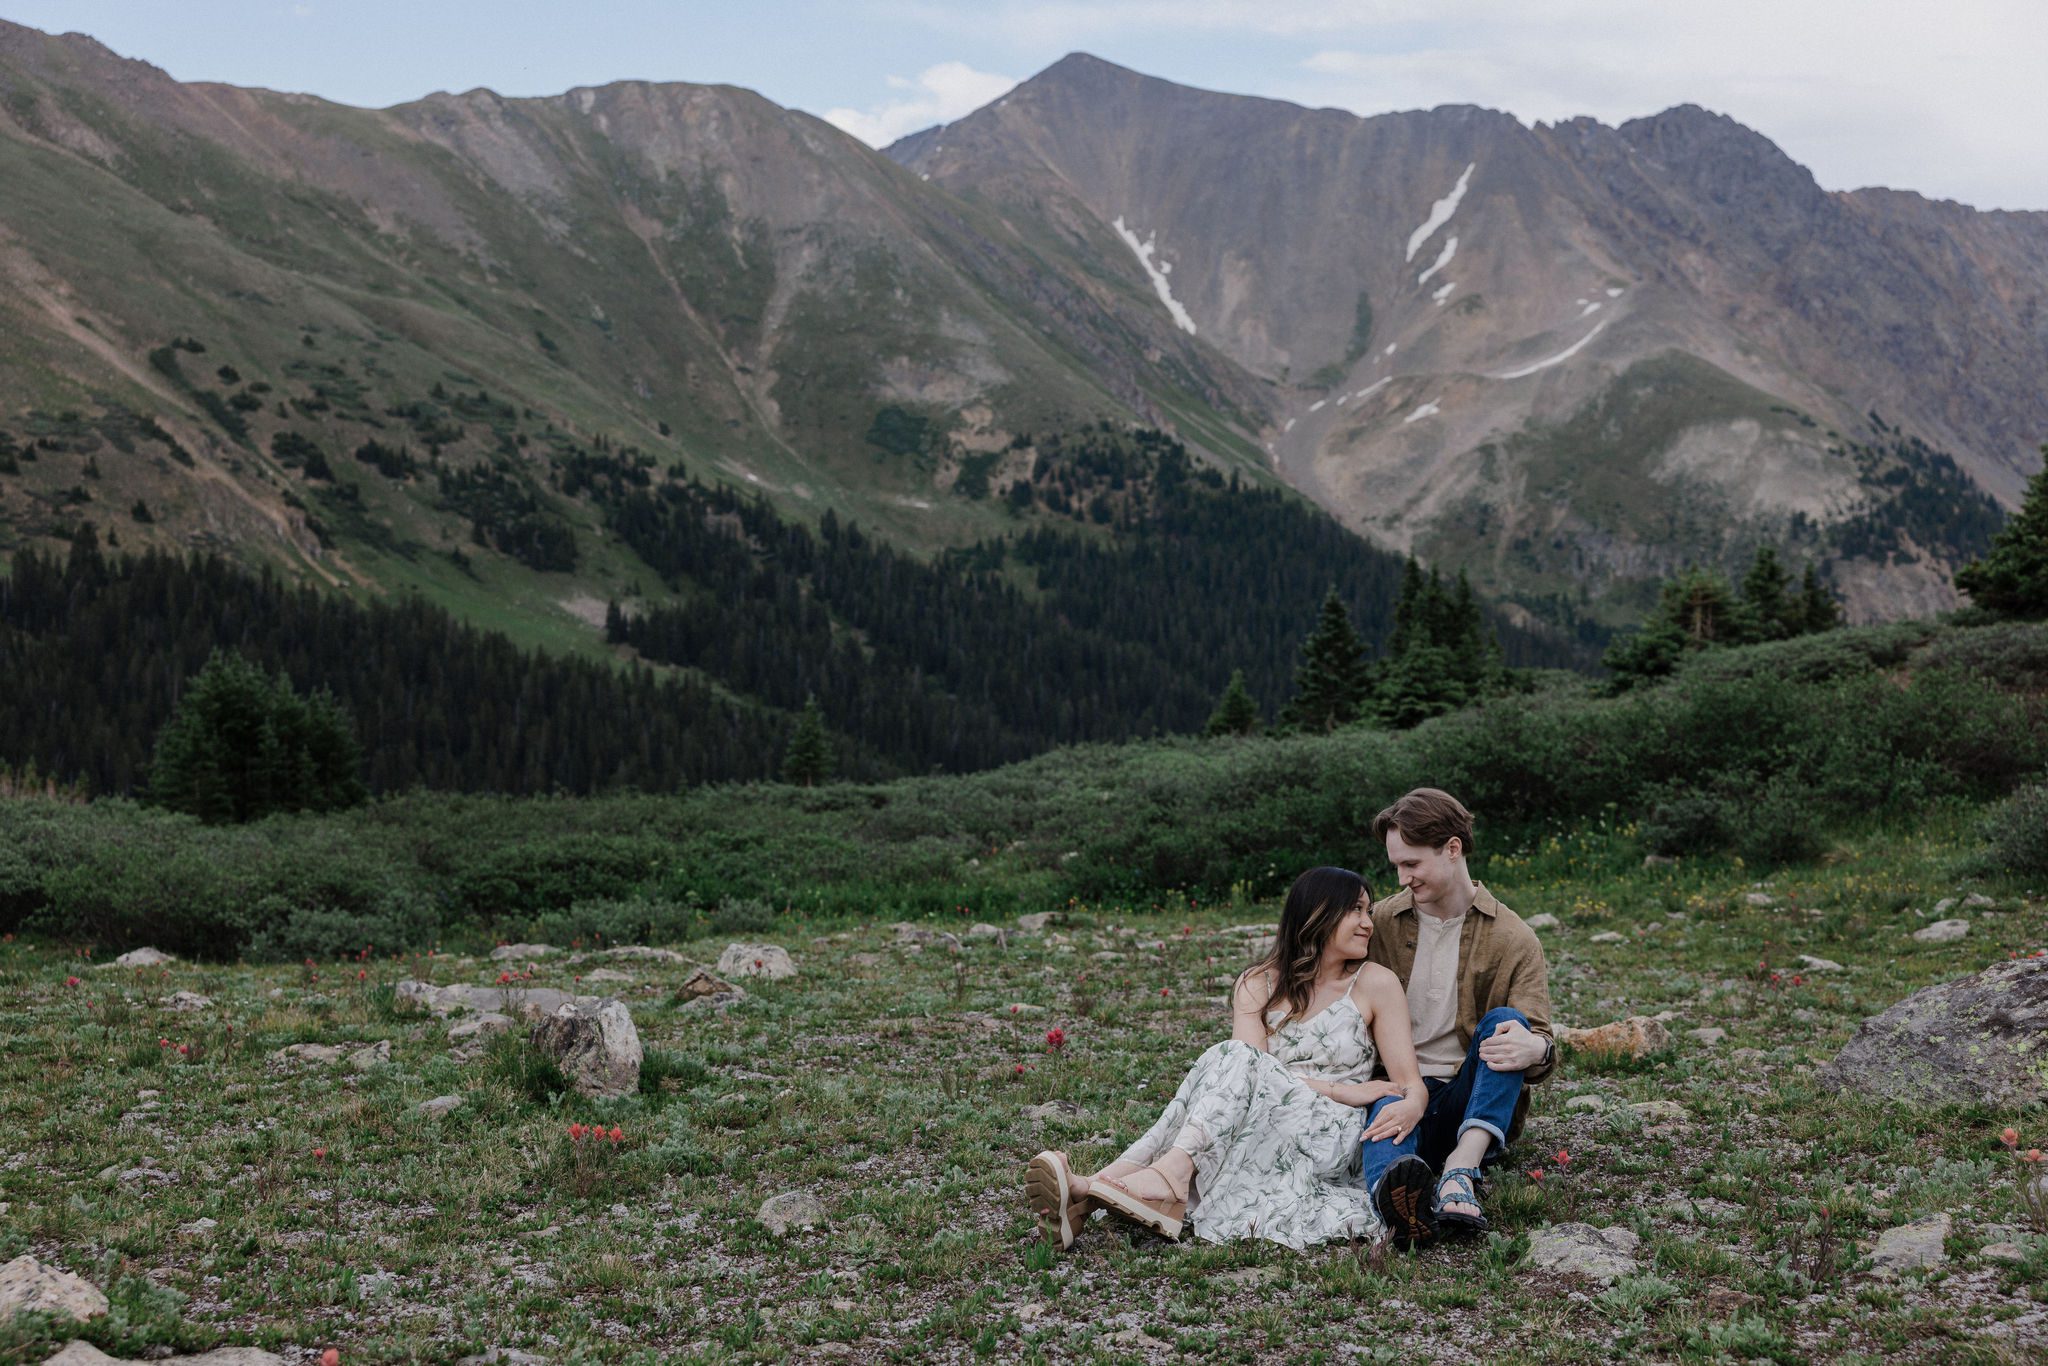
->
[111, 947, 175, 968]
[1963, 893, 1997, 910]
[1933, 897, 1958, 914]
[454, 1351, 552, 1366]
[716, 943, 797, 980]
[1687, 1027, 1728, 1046]
[530, 999, 642, 1098]
[1629, 1100, 1689, 1123]
[418, 1095, 463, 1117]
[177, 1218, 218, 1239]
[1090, 951, 1127, 961]
[273, 1042, 349, 1065]
[1913, 919, 1970, 944]
[1797, 955, 1845, 973]
[678, 967, 740, 1000]
[1589, 931, 1624, 944]
[601, 945, 687, 962]
[1015, 912, 1059, 933]
[448, 1012, 514, 1044]
[965, 923, 1002, 940]
[1022, 1101, 1089, 1123]
[1004, 1003, 1047, 1015]
[1214, 1265, 1283, 1287]
[1870, 1212, 1951, 1276]
[581, 968, 635, 984]
[1703, 1287, 1760, 1315]
[490, 943, 557, 961]
[1524, 1224, 1641, 1282]
[1745, 892, 1776, 908]
[758, 1191, 826, 1235]
[1981, 1241, 2027, 1264]
[0, 1254, 109, 1321]
[1106, 1328, 1171, 1351]
[1562, 1094, 1607, 1113]
[1642, 854, 1678, 869]
[347, 1039, 392, 1071]
[1560, 1017, 1672, 1059]
[161, 991, 213, 1011]
[1525, 913, 1560, 931]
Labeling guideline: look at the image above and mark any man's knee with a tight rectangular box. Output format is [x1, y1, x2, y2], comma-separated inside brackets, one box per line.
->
[1477, 1005, 1527, 1034]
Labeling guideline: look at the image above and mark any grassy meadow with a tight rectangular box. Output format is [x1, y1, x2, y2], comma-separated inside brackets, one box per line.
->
[2, 619, 2046, 1362]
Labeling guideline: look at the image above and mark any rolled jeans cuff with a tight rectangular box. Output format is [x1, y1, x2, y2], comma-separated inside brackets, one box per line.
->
[1457, 1117, 1506, 1154]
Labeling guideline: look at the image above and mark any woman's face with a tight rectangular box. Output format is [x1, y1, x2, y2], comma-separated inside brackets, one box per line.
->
[1329, 891, 1374, 958]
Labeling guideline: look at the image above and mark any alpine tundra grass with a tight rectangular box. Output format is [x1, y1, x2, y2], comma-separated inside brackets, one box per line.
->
[1, 812, 2043, 1363]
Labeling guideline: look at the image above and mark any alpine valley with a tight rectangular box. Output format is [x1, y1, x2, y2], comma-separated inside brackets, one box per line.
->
[0, 23, 2039, 787]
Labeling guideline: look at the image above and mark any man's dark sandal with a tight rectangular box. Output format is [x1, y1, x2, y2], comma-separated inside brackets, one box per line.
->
[1433, 1166, 1488, 1236]
[1374, 1154, 1438, 1248]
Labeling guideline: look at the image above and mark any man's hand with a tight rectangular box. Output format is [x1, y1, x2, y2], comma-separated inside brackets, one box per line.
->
[1477, 1019, 1548, 1072]
[1362, 1092, 1426, 1143]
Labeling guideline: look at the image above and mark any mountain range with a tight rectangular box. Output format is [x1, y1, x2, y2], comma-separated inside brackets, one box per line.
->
[0, 23, 2037, 649]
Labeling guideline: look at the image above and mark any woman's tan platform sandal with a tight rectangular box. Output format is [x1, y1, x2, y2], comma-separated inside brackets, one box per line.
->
[1024, 1150, 1086, 1249]
[1090, 1172, 1187, 1241]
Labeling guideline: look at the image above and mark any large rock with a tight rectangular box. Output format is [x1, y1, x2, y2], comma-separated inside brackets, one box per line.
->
[44, 1345, 285, 1365]
[530, 999, 641, 1098]
[1912, 919, 1971, 944]
[490, 943, 557, 961]
[1870, 1213, 1950, 1277]
[1559, 1017, 1672, 1059]
[161, 991, 213, 1011]
[0, 1255, 108, 1321]
[602, 945, 687, 963]
[396, 980, 596, 1021]
[1524, 1224, 1641, 1282]
[1819, 958, 2048, 1107]
[679, 968, 739, 999]
[113, 947, 175, 968]
[717, 943, 797, 981]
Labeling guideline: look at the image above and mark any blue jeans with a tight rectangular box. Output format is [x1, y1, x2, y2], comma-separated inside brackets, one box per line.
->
[1358, 1006, 1530, 1196]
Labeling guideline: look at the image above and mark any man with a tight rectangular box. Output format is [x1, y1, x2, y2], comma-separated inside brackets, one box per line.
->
[1358, 787, 1556, 1246]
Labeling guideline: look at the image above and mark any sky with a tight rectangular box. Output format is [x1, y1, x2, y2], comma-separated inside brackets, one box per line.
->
[4, 1, 2044, 210]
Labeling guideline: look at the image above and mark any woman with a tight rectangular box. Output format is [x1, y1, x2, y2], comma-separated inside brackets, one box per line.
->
[1025, 866, 1431, 1250]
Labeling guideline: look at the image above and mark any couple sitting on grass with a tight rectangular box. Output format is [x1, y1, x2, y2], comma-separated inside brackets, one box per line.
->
[1026, 786, 1556, 1252]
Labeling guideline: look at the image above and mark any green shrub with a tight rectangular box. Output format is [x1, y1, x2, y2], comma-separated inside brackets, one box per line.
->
[1977, 782, 2048, 875]
[446, 835, 669, 921]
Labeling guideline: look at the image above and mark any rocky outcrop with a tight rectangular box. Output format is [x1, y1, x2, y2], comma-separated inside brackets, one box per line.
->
[396, 980, 597, 1020]
[529, 999, 641, 1098]
[716, 944, 797, 981]
[1560, 1017, 1672, 1059]
[1524, 1224, 1641, 1282]
[1819, 958, 2048, 1107]
[0, 1255, 107, 1321]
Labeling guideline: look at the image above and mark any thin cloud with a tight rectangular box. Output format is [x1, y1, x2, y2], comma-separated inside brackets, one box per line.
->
[823, 61, 1019, 147]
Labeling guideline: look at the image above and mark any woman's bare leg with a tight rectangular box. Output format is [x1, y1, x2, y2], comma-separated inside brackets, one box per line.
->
[1080, 1147, 1193, 1203]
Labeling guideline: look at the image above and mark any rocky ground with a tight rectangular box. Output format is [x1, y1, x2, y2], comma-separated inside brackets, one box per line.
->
[0, 820, 2044, 1364]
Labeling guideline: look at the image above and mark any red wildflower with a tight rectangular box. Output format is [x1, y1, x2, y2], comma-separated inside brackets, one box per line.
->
[313, 1147, 326, 1160]
[1014, 1064, 1026, 1075]
[754, 958, 764, 969]
[496, 971, 512, 985]
[1792, 975, 1804, 987]
[2028, 1149, 2043, 1164]
[1556, 1148, 1570, 1166]
[2003, 1127, 2020, 1148]
[356, 969, 367, 982]
[320, 1349, 340, 1366]
[609, 1126, 623, 1143]
[1159, 987, 1171, 998]
[1529, 1168, 1545, 1181]
[1044, 1027, 1067, 1051]
[64, 976, 80, 987]
[177, 1043, 190, 1056]
[159, 1038, 170, 1048]
[569, 1123, 585, 1140]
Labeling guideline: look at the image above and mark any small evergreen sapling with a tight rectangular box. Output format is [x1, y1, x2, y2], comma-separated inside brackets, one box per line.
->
[781, 696, 834, 787]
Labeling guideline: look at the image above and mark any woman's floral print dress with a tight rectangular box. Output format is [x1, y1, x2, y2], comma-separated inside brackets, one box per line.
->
[1113, 977, 1384, 1248]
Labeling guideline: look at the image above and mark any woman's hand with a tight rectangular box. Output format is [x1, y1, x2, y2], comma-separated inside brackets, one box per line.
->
[1362, 1091, 1427, 1143]
[1305, 1079, 1406, 1109]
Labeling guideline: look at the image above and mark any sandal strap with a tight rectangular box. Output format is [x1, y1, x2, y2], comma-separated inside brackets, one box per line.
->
[1435, 1166, 1483, 1207]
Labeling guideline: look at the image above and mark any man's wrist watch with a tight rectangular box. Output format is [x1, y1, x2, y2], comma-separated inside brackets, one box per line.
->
[1538, 1035, 1555, 1068]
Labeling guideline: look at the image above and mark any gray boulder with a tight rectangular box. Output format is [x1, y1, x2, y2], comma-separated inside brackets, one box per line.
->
[44, 1345, 284, 1365]
[717, 943, 797, 980]
[1869, 1213, 1950, 1276]
[110, 947, 175, 968]
[758, 1191, 826, 1235]
[530, 999, 641, 1098]
[1524, 1224, 1641, 1282]
[418, 1095, 464, 1117]
[0, 1255, 108, 1321]
[1819, 958, 2048, 1107]
[396, 980, 596, 1021]
[490, 943, 557, 962]
[1912, 919, 1971, 944]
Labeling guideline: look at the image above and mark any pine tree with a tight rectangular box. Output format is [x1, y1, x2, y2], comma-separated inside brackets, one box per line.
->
[1739, 546, 1794, 639]
[146, 650, 366, 823]
[1955, 452, 2048, 618]
[1796, 564, 1841, 633]
[1281, 588, 1370, 732]
[1204, 669, 1262, 737]
[781, 695, 834, 786]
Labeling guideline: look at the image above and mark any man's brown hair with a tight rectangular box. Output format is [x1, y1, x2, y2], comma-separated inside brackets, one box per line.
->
[1372, 787, 1474, 855]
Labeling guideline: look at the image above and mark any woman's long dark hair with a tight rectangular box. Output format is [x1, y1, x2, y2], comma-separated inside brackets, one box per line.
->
[1244, 866, 1372, 1032]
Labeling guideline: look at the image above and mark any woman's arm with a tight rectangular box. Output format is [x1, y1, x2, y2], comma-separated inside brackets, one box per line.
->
[1358, 965, 1428, 1141]
[1231, 970, 1275, 1052]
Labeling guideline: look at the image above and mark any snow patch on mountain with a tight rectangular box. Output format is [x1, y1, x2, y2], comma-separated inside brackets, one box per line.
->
[1350, 377, 1391, 403]
[1417, 235, 1457, 286]
[1111, 216, 1197, 334]
[1493, 320, 1609, 380]
[1434, 282, 1457, 305]
[1579, 301, 1602, 317]
[1404, 399, 1443, 424]
[1605, 286, 1626, 297]
[1307, 399, 1327, 412]
[1405, 163, 1475, 263]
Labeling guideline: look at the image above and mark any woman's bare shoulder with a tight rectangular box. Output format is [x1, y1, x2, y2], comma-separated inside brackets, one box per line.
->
[1233, 966, 1277, 1005]
[1352, 961, 1402, 998]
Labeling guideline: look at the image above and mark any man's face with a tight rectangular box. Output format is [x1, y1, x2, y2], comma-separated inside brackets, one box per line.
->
[1385, 829, 1462, 907]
